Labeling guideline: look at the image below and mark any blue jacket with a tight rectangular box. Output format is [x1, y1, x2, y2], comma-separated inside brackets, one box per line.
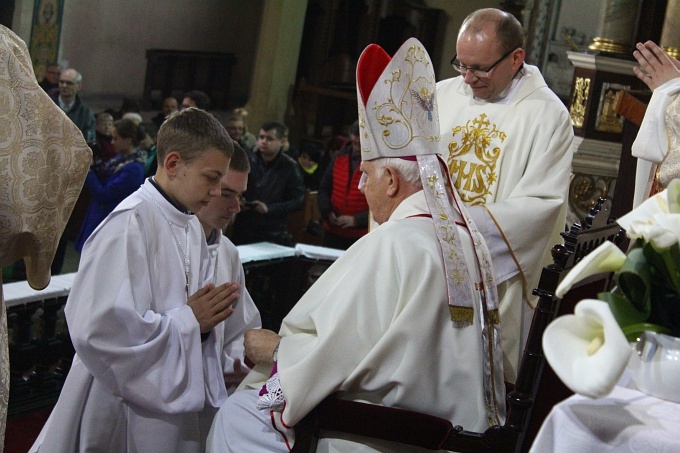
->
[75, 161, 145, 252]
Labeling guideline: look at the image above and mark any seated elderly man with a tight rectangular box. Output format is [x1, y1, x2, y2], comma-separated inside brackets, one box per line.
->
[207, 38, 505, 452]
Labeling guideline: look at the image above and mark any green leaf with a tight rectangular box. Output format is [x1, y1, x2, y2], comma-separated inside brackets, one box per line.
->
[615, 248, 652, 316]
[620, 323, 671, 342]
[598, 289, 647, 328]
[643, 242, 680, 293]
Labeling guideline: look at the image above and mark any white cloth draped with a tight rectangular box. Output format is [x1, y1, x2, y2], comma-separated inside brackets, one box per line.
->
[632, 77, 680, 207]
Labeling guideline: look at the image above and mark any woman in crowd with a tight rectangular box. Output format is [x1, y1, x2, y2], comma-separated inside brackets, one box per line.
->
[74, 118, 146, 252]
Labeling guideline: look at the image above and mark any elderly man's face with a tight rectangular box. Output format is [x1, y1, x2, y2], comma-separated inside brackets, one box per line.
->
[59, 69, 80, 99]
[455, 26, 521, 101]
[359, 160, 391, 224]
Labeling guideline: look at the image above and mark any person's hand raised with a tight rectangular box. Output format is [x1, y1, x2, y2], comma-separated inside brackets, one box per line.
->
[188, 282, 239, 333]
[633, 41, 680, 91]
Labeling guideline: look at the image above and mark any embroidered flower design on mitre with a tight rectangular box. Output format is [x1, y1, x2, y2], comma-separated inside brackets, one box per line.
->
[364, 43, 439, 154]
[358, 40, 439, 157]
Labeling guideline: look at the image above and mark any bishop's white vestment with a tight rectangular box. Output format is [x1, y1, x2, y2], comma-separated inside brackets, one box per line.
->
[30, 179, 231, 453]
[207, 190, 505, 452]
[437, 65, 574, 381]
[632, 77, 680, 207]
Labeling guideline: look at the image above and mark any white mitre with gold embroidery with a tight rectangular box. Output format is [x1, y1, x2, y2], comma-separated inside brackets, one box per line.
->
[356, 38, 438, 160]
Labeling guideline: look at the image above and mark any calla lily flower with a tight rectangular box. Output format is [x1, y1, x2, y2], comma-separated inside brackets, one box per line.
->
[543, 299, 631, 398]
[618, 186, 680, 249]
[555, 241, 627, 298]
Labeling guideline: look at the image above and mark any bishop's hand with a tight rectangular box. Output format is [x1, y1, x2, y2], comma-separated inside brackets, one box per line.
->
[244, 329, 281, 365]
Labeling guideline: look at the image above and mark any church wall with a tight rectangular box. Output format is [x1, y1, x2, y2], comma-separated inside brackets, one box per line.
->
[12, 0, 264, 111]
[10, 0, 502, 116]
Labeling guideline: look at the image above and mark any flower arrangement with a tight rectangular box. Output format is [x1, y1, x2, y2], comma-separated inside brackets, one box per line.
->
[542, 180, 680, 398]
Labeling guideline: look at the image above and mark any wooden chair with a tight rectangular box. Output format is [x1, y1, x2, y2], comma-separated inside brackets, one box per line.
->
[291, 197, 625, 453]
[288, 189, 323, 246]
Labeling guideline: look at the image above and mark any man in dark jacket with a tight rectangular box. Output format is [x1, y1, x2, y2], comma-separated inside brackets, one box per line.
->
[51, 68, 96, 143]
[232, 121, 305, 246]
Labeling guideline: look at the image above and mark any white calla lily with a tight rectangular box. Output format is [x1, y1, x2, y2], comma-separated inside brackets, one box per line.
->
[555, 241, 627, 298]
[542, 299, 631, 398]
[617, 188, 680, 248]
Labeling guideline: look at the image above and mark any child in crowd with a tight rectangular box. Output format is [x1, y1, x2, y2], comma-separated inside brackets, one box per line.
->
[94, 112, 116, 161]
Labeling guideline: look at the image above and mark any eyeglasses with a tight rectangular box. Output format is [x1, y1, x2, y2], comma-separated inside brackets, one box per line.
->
[450, 48, 517, 79]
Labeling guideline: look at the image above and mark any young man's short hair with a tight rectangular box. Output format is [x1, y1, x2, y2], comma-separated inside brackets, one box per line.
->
[157, 107, 233, 164]
[260, 121, 287, 140]
[230, 142, 251, 173]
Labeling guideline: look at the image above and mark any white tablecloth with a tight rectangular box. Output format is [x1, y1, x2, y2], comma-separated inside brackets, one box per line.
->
[530, 373, 680, 452]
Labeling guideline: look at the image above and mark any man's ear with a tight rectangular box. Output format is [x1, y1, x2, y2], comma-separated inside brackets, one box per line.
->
[164, 151, 182, 177]
[384, 167, 399, 197]
[512, 48, 526, 72]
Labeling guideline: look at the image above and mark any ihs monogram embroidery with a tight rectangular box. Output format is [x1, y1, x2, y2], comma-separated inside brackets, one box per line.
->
[446, 113, 505, 205]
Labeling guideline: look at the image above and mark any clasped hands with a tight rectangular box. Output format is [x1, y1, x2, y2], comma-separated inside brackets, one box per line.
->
[188, 282, 240, 333]
[328, 212, 357, 228]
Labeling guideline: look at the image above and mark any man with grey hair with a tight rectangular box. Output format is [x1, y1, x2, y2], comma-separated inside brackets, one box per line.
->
[50, 68, 97, 274]
[51, 68, 96, 143]
[438, 7, 574, 383]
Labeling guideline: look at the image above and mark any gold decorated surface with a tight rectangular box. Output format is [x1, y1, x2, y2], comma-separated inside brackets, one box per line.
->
[595, 83, 628, 133]
[449, 305, 474, 324]
[570, 77, 590, 128]
[587, 37, 632, 55]
[446, 114, 504, 205]
[657, 93, 680, 187]
[569, 174, 614, 219]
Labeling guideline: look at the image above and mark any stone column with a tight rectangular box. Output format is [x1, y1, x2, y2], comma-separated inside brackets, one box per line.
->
[246, 0, 309, 130]
[588, 0, 641, 54]
[661, 0, 680, 58]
